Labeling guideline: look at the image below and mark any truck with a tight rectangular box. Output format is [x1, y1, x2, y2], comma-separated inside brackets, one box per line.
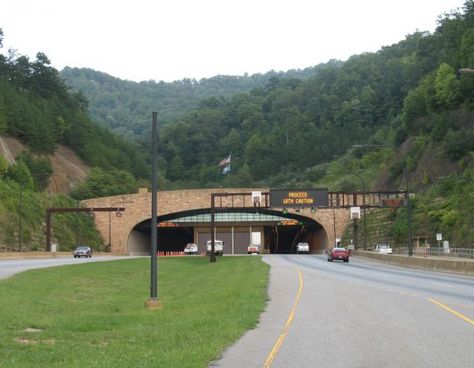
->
[206, 240, 224, 256]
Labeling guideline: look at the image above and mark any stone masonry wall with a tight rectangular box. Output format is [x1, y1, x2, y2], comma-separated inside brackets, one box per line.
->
[82, 188, 352, 254]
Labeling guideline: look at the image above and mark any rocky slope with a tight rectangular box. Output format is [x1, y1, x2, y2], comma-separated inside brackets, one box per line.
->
[0, 135, 89, 194]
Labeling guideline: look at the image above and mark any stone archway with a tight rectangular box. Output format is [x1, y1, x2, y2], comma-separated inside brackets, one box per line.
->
[81, 188, 351, 255]
[125, 209, 330, 255]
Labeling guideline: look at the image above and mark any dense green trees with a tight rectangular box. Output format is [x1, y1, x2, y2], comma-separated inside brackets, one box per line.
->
[60, 66, 320, 140]
[0, 38, 148, 178]
[71, 168, 138, 200]
[0, 27, 147, 250]
[1, 1, 474, 249]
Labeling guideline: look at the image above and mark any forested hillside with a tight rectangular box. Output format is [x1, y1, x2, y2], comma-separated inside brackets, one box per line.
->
[60, 64, 329, 139]
[62, 2, 473, 194]
[1, 1, 473, 251]
[0, 28, 148, 251]
[61, 1, 474, 247]
[153, 3, 473, 189]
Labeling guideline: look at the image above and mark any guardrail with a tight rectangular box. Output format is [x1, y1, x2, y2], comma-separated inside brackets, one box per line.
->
[393, 247, 474, 259]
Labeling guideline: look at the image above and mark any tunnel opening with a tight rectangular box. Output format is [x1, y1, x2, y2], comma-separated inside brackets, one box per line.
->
[156, 226, 194, 252]
[127, 209, 328, 255]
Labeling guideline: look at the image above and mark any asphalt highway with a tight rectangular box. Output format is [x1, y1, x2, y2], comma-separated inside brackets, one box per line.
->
[213, 254, 474, 368]
[1, 255, 472, 367]
[0, 256, 127, 280]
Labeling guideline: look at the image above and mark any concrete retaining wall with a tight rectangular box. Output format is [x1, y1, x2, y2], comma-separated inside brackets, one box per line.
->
[355, 250, 474, 275]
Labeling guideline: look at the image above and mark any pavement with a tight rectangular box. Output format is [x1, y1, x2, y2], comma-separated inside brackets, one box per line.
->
[0, 255, 132, 280]
[212, 254, 474, 368]
[1, 252, 473, 367]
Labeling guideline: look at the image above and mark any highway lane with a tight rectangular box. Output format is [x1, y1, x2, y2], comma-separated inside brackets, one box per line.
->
[0, 256, 130, 280]
[213, 255, 474, 368]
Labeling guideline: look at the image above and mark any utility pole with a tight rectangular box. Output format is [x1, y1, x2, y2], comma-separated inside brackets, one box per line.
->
[18, 184, 23, 252]
[146, 112, 161, 310]
[210, 193, 217, 263]
[353, 144, 413, 255]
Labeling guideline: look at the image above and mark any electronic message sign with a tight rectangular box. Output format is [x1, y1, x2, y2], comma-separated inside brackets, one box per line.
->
[269, 189, 328, 208]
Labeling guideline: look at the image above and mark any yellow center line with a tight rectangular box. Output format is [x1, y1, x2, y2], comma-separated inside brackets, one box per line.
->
[263, 268, 304, 368]
[428, 298, 474, 326]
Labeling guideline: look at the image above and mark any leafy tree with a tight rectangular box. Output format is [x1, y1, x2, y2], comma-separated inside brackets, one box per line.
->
[16, 151, 53, 191]
[435, 63, 461, 107]
[0, 155, 8, 178]
[6, 161, 33, 189]
[167, 155, 185, 181]
[71, 168, 137, 200]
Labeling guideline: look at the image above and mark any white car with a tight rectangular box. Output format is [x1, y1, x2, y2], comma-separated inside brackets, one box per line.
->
[374, 243, 393, 254]
[184, 243, 198, 255]
[248, 244, 260, 254]
[296, 242, 310, 254]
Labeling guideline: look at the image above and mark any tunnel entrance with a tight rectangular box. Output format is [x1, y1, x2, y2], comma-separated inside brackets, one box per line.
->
[265, 225, 304, 254]
[156, 226, 193, 252]
[127, 209, 328, 255]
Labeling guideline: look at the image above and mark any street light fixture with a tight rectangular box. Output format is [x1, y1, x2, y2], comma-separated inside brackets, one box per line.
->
[352, 144, 413, 256]
[108, 200, 133, 251]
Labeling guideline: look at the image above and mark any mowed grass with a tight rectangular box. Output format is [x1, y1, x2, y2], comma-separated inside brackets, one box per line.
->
[0, 256, 269, 368]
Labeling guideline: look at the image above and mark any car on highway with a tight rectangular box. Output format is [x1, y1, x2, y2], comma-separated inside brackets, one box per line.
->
[248, 244, 260, 254]
[374, 243, 393, 254]
[184, 243, 198, 255]
[296, 242, 310, 254]
[327, 247, 349, 262]
[73, 246, 92, 258]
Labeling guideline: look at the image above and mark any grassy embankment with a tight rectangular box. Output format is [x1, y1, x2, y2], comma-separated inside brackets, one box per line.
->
[0, 256, 269, 367]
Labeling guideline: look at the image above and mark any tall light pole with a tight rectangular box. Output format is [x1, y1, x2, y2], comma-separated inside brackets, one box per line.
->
[351, 172, 368, 250]
[352, 144, 413, 256]
[146, 111, 161, 310]
[18, 183, 24, 252]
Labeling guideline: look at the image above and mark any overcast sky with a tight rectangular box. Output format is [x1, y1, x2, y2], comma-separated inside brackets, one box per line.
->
[0, 0, 467, 82]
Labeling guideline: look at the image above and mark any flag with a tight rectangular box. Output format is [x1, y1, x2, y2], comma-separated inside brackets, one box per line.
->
[219, 154, 231, 174]
[219, 154, 231, 167]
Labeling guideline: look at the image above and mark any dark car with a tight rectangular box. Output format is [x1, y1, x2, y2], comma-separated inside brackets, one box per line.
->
[327, 247, 349, 262]
[73, 246, 92, 258]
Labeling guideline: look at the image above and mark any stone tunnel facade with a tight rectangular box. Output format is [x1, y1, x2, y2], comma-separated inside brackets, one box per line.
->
[82, 188, 352, 255]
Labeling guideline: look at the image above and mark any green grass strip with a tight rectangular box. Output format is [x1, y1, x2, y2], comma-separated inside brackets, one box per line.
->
[0, 256, 269, 368]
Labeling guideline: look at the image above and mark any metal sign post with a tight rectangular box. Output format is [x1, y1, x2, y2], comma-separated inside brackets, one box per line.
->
[146, 112, 161, 310]
[210, 193, 216, 263]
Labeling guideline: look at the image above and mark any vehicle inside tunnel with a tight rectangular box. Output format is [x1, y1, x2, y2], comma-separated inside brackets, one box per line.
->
[127, 209, 328, 255]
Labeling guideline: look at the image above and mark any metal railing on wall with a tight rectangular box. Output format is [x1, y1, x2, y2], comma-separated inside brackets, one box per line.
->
[394, 247, 474, 259]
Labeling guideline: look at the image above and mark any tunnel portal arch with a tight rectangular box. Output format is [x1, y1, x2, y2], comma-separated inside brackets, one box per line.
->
[81, 188, 351, 255]
[128, 208, 329, 255]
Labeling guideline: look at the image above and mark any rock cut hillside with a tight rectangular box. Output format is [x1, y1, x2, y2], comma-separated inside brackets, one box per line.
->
[0, 135, 89, 194]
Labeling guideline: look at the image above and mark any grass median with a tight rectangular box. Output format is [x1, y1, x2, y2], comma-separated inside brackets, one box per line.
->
[0, 256, 269, 367]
